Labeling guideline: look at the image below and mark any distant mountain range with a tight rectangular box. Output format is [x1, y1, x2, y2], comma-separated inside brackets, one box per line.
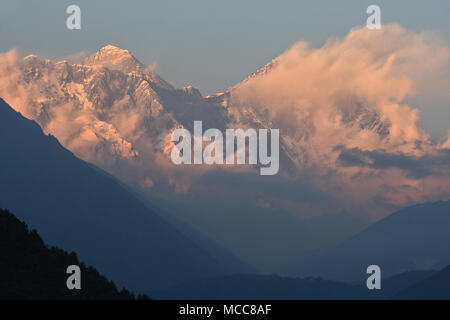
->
[0, 208, 145, 299]
[1, 44, 447, 273]
[150, 267, 450, 300]
[0, 45, 397, 180]
[394, 266, 450, 300]
[3, 203, 448, 300]
[0, 98, 242, 291]
[283, 200, 450, 282]
[151, 273, 364, 300]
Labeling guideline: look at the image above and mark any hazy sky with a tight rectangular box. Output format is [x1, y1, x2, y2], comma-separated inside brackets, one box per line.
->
[1, 0, 450, 138]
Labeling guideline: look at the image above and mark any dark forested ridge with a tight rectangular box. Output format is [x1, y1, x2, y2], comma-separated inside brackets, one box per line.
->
[0, 208, 147, 300]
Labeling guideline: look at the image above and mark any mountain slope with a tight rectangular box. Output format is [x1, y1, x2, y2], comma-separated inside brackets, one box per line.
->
[125, 183, 256, 274]
[394, 266, 450, 300]
[362, 270, 436, 299]
[0, 209, 144, 299]
[0, 98, 227, 291]
[284, 200, 450, 282]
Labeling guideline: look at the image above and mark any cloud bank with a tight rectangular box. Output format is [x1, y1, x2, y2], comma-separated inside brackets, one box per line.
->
[224, 24, 450, 218]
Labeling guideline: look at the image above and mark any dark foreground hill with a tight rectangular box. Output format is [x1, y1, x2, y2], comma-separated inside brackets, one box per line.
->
[0, 209, 146, 299]
[0, 98, 227, 291]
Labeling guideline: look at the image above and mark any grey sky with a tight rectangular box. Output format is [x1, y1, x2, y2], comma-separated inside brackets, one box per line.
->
[1, 0, 449, 138]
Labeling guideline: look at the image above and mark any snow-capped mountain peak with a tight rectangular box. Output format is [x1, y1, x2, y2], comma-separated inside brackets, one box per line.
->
[0, 43, 434, 194]
[82, 45, 144, 74]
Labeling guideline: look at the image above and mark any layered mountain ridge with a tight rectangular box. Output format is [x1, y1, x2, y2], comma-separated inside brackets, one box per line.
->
[2, 44, 399, 181]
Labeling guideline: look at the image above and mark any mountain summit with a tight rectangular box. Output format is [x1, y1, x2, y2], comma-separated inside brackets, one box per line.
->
[82, 45, 144, 74]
